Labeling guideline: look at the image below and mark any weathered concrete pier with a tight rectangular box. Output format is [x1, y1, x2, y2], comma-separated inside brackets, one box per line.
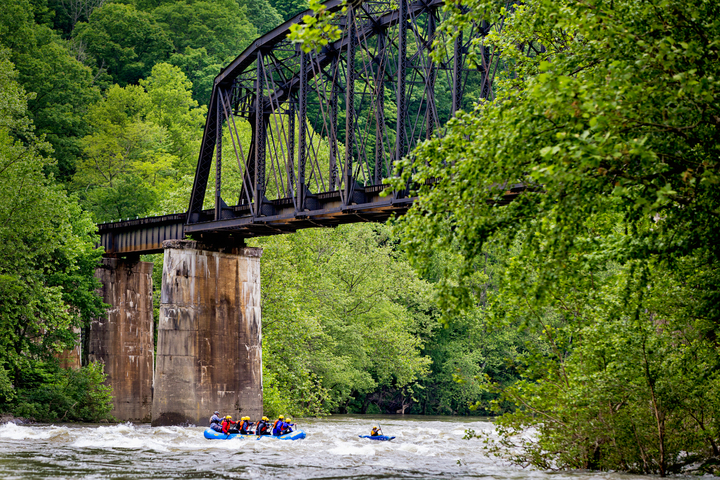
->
[151, 240, 263, 426]
[88, 258, 154, 422]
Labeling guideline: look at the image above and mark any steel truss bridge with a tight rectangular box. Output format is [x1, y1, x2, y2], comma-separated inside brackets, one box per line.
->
[99, 0, 510, 256]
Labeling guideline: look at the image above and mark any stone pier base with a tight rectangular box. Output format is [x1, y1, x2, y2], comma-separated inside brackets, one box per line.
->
[89, 258, 154, 422]
[152, 240, 262, 426]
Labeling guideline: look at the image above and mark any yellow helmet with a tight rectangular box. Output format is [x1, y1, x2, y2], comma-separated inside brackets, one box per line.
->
[244, 416, 250, 421]
[286, 417, 292, 422]
[279, 415, 284, 419]
[262, 416, 269, 421]
[226, 416, 232, 419]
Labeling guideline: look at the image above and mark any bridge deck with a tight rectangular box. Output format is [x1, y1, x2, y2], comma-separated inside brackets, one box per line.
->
[98, 186, 411, 255]
[98, 184, 523, 256]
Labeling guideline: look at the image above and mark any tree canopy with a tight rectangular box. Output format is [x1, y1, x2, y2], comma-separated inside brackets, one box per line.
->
[389, 0, 720, 474]
[0, 48, 111, 421]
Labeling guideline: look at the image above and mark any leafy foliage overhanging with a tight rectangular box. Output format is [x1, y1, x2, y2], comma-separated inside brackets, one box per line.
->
[388, 0, 720, 474]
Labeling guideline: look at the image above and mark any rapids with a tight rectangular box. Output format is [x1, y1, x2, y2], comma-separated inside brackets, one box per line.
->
[0, 415, 656, 479]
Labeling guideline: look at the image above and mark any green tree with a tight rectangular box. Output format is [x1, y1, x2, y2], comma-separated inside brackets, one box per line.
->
[0, 48, 107, 414]
[139, 62, 206, 171]
[389, 0, 720, 474]
[153, 0, 257, 103]
[253, 223, 432, 416]
[45, 0, 108, 36]
[237, 0, 283, 35]
[153, 0, 255, 61]
[0, 0, 101, 182]
[74, 3, 174, 86]
[167, 47, 224, 106]
[74, 63, 204, 221]
[73, 82, 168, 221]
[269, 0, 307, 22]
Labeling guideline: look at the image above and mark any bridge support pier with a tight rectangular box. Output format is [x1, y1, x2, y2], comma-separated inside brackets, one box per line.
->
[152, 240, 263, 426]
[88, 258, 155, 422]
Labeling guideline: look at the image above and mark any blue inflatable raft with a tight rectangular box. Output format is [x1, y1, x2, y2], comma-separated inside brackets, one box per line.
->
[358, 435, 395, 441]
[204, 428, 306, 440]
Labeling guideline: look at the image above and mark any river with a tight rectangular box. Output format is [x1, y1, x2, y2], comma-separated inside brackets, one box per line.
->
[0, 415, 655, 479]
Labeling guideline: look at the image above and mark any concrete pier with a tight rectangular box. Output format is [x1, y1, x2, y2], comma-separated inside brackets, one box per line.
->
[152, 240, 263, 426]
[88, 258, 154, 422]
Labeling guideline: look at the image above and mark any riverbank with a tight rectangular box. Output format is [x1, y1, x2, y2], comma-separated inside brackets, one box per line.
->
[0, 414, 33, 425]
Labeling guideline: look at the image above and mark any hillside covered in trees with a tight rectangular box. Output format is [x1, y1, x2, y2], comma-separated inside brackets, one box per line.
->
[0, 0, 524, 423]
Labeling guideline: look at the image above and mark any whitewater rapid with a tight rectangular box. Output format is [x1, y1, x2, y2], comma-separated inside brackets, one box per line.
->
[0, 415, 655, 479]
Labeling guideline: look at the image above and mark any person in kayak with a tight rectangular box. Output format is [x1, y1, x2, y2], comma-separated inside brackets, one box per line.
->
[255, 416, 271, 436]
[221, 415, 238, 434]
[370, 426, 381, 437]
[209, 411, 223, 432]
[239, 416, 254, 434]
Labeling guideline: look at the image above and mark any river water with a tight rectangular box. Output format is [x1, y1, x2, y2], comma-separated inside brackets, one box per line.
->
[0, 415, 656, 479]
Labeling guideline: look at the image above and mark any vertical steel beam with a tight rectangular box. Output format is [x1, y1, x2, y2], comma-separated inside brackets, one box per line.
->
[297, 51, 308, 212]
[374, 31, 385, 185]
[344, 7, 356, 203]
[452, 29, 463, 115]
[329, 55, 339, 191]
[395, 0, 407, 165]
[426, 10, 437, 140]
[254, 51, 266, 217]
[287, 101, 296, 198]
[214, 91, 223, 221]
[187, 87, 218, 223]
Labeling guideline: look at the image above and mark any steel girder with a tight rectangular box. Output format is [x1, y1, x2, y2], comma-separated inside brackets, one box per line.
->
[186, 0, 504, 238]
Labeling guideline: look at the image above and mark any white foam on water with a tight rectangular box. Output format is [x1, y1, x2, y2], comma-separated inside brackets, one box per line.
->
[397, 442, 433, 455]
[0, 423, 68, 440]
[327, 440, 377, 456]
[0, 423, 38, 440]
[0, 417, 661, 480]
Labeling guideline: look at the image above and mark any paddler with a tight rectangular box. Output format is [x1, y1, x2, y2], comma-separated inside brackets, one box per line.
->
[255, 416, 271, 436]
[370, 426, 381, 437]
[239, 416, 254, 434]
[221, 415, 238, 434]
[209, 411, 223, 432]
[280, 416, 295, 435]
[272, 415, 285, 436]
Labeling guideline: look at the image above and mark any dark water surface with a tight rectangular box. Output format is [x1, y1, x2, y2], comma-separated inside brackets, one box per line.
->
[0, 415, 657, 479]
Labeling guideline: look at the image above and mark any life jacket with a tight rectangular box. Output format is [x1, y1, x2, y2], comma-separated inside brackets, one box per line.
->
[240, 420, 252, 434]
[221, 419, 235, 434]
[371, 428, 380, 436]
[256, 421, 269, 435]
[272, 419, 283, 436]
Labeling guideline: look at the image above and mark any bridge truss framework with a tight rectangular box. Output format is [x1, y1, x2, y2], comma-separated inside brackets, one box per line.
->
[99, 0, 511, 255]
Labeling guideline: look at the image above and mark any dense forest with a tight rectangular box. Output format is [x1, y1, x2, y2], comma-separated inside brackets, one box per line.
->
[0, 0, 522, 422]
[1, 0, 719, 475]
